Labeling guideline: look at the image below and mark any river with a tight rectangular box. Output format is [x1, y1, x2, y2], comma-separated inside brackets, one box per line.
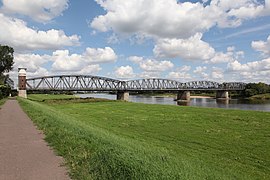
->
[77, 93, 270, 112]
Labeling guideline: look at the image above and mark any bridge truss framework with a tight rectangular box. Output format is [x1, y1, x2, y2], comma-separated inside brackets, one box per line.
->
[26, 75, 246, 91]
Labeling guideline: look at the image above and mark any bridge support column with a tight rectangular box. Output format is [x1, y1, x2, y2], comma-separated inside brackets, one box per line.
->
[18, 68, 27, 98]
[216, 90, 229, 99]
[176, 91, 190, 101]
[116, 91, 129, 101]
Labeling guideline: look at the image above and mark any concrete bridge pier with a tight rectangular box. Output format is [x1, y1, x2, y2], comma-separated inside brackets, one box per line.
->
[176, 91, 190, 101]
[116, 91, 129, 101]
[18, 68, 27, 98]
[216, 90, 229, 99]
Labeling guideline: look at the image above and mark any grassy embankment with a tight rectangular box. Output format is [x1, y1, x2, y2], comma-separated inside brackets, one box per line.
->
[0, 98, 7, 107]
[18, 94, 270, 179]
[249, 93, 270, 100]
[27, 94, 77, 101]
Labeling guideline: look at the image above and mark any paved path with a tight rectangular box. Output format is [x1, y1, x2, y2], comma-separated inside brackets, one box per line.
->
[0, 99, 70, 180]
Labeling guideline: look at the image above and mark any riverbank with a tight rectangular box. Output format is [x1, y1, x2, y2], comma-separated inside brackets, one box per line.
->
[249, 93, 270, 100]
[18, 95, 270, 179]
[134, 92, 215, 98]
[190, 95, 213, 98]
[153, 95, 213, 99]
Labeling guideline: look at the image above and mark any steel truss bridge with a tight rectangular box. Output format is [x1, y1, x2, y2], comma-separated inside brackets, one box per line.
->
[26, 75, 246, 91]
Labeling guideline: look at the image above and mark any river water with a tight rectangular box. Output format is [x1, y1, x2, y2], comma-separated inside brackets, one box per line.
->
[77, 93, 270, 112]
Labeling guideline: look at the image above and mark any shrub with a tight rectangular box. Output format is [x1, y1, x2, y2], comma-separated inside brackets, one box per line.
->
[0, 84, 11, 99]
[243, 82, 270, 97]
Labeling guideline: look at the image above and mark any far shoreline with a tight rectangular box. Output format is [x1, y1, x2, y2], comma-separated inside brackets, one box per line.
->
[152, 95, 214, 99]
[190, 96, 214, 99]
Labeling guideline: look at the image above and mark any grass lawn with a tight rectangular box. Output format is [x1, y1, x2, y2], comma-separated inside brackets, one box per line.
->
[0, 98, 6, 107]
[27, 94, 77, 101]
[18, 95, 270, 179]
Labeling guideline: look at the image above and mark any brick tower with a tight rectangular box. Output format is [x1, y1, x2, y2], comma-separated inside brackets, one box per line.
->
[18, 68, 27, 98]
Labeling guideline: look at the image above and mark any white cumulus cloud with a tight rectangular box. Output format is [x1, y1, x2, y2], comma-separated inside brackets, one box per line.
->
[128, 56, 144, 63]
[226, 58, 270, 83]
[210, 0, 270, 27]
[1, 0, 69, 22]
[91, 0, 270, 39]
[51, 47, 117, 72]
[11, 47, 117, 76]
[13, 53, 50, 73]
[115, 66, 135, 78]
[208, 46, 244, 64]
[139, 60, 174, 72]
[252, 35, 270, 56]
[0, 13, 80, 52]
[154, 33, 215, 60]
[227, 58, 270, 72]
[211, 67, 224, 80]
[167, 65, 192, 81]
[129, 56, 174, 72]
[167, 72, 191, 81]
[84, 47, 117, 63]
[91, 0, 214, 39]
[193, 66, 209, 79]
[51, 50, 83, 72]
[78, 65, 102, 75]
[139, 72, 161, 79]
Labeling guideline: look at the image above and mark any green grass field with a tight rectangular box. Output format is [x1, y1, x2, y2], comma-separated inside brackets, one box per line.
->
[18, 95, 270, 179]
[27, 94, 77, 101]
[0, 98, 7, 107]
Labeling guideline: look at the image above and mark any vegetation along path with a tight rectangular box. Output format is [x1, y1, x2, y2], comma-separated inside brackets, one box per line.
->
[0, 99, 70, 180]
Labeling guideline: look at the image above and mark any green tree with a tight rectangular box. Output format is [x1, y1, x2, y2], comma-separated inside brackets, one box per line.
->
[0, 45, 14, 98]
[243, 82, 270, 97]
[0, 45, 14, 75]
[0, 84, 11, 99]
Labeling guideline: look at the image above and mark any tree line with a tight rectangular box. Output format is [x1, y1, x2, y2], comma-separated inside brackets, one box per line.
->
[0, 45, 14, 99]
[242, 82, 270, 97]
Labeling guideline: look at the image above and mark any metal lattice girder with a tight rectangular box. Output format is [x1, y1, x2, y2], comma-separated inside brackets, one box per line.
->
[26, 75, 123, 91]
[182, 81, 221, 89]
[26, 75, 246, 91]
[124, 79, 183, 90]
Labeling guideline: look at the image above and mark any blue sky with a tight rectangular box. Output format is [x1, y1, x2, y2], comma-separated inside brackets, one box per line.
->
[0, 0, 270, 83]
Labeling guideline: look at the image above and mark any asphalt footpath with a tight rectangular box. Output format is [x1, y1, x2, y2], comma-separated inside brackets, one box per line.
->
[0, 99, 70, 180]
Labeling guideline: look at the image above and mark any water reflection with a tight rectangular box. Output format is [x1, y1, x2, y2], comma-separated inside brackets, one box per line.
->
[77, 93, 270, 112]
[176, 101, 190, 106]
[216, 99, 229, 105]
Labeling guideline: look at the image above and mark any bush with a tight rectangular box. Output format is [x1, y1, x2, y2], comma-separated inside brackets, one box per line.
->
[0, 84, 11, 99]
[10, 89, 18, 97]
[243, 82, 270, 97]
